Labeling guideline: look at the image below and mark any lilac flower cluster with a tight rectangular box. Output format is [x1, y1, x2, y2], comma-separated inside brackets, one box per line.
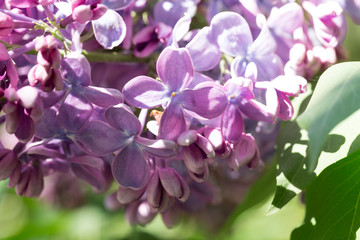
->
[0, 0, 356, 229]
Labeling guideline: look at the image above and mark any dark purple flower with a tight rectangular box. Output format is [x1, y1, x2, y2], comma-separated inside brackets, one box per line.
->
[77, 104, 178, 189]
[132, 22, 172, 58]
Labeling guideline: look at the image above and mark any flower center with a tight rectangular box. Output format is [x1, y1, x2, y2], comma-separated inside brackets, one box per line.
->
[171, 92, 176, 97]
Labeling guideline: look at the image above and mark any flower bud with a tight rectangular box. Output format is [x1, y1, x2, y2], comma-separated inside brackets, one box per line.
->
[177, 130, 197, 146]
[182, 145, 207, 176]
[146, 170, 170, 212]
[8, 161, 22, 188]
[125, 200, 157, 226]
[0, 149, 18, 180]
[116, 186, 145, 204]
[228, 134, 258, 171]
[16, 165, 44, 198]
[158, 168, 190, 202]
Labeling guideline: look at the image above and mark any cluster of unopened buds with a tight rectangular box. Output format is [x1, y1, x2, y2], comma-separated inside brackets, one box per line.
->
[0, 0, 356, 229]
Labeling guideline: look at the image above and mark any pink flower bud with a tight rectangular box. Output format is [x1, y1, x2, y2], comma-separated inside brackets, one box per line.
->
[28, 64, 50, 86]
[72, 3, 107, 24]
[35, 35, 59, 51]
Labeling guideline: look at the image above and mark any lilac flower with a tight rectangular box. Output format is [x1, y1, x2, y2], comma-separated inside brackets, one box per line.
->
[77, 104, 178, 189]
[209, 11, 283, 81]
[221, 77, 254, 142]
[123, 46, 228, 140]
[56, 56, 123, 132]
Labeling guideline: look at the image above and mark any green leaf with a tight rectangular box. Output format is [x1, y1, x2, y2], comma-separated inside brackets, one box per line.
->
[297, 62, 360, 171]
[291, 148, 360, 240]
[268, 120, 315, 214]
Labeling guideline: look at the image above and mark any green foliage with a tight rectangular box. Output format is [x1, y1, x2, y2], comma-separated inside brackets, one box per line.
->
[291, 149, 360, 240]
[297, 62, 360, 171]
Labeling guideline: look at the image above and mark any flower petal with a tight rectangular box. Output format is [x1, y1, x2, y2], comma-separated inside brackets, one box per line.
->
[92, 9, 126, 49]
[158, 101, 186, 140]
[135, 136, 178, 158]
[158, 167, 190, 202]
[156, 46, 194, 92]
[186, 27, 221, 71]
[122, 76, 168, 108]
[102, 0, 134, 10]
[82, 86, 123, 107]
[0, 43, 10, 61]
[271, 75, 307, 96]
[221, 104, 244, 143]
[210, 11, 252, 56]
[77, 120, 129, 156]
[57, 93, 93, 132]
[61, 58, 91, 87]
[179, 87, 228, 119]
[239, 99, 275, 123]
[112, 143, 150, 189]
[268, 3, 304, 33]
[105, 103, 141, 135]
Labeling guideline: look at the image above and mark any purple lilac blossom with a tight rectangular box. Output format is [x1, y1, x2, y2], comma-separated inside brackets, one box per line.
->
[123, 46, 228, 140]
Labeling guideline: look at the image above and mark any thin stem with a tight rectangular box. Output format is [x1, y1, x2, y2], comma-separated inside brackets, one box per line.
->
[81, 50, 155, 63]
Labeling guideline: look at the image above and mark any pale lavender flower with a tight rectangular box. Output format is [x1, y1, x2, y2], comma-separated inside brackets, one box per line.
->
[123, 46, 228, 140]
[209, 11, 283, 82]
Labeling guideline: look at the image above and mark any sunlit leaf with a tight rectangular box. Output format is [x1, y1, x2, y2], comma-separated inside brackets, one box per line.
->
[291, 149, 360, 240]
[297, 62, 360, 171]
